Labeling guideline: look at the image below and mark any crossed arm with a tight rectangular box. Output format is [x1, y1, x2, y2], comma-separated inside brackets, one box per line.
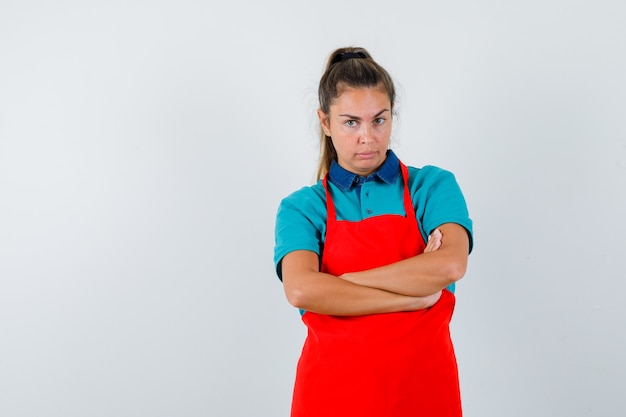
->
[281, 223, 469, 316]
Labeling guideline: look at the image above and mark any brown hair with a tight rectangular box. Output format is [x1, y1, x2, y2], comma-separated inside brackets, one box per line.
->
[316, 47, 396, 180]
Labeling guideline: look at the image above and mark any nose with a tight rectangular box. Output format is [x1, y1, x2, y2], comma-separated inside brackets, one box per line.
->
[359, 125, 373, 144]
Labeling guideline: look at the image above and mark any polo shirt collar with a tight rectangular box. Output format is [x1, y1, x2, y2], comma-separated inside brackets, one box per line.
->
[328, 150, 400, 191]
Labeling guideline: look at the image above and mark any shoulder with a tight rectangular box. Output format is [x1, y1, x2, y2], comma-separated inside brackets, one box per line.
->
[407, 164, 456, 178]
[405, 163, 473, 251]
[278, 181, 326, 214]
[275, 181, 327, 240]
[407, 165, 461, 190]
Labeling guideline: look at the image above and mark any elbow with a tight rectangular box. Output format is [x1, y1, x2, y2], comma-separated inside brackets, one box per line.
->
[282, 265, 320, 310]
[283, 283, 308, 310]
[442, 258, 467, 284]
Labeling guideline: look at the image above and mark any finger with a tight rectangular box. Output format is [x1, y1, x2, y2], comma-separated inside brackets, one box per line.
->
[424, 235, 435, 252]
[428, 229, 442, 246]
[424, 231, 441, 253]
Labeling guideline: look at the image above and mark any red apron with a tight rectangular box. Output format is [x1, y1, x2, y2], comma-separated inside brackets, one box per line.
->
[291, 162, 461, 417]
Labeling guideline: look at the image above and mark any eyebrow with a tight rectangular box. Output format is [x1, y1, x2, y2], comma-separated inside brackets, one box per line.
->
[338, 109, 390, 120]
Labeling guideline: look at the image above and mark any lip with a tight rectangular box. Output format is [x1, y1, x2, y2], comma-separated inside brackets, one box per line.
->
[357, 151, 377, 160]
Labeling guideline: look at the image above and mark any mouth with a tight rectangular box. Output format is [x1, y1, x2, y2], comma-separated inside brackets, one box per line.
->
[357, 151, 377, 160]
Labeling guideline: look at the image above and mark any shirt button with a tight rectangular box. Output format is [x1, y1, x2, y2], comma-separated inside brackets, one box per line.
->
[366, 209, 373, 214]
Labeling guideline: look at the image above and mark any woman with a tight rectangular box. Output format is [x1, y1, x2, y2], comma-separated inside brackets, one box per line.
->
[274, 47, 473, 417]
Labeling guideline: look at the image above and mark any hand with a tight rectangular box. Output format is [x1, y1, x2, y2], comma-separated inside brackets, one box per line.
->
[406, 290, 442, 311]
[424, 228, 442, 253]
[419, 290, 443, 308]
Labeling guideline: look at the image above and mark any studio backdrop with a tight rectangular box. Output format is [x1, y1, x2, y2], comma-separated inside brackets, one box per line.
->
[1, 1, 625, 416]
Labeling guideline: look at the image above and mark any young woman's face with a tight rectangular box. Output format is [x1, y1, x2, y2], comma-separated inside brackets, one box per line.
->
[319, 86, 392, 177]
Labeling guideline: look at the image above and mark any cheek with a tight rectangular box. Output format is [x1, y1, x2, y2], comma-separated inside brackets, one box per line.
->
[331, 135, 352, 155]
[331, 127, 353, 142]
[379, 125, 392, 139]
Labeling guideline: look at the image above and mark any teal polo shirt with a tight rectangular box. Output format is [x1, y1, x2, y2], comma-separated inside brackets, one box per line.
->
[274, 150, 473, 290]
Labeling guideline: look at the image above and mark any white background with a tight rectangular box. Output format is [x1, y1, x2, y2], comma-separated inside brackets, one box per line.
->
[1, 1, 625, 416]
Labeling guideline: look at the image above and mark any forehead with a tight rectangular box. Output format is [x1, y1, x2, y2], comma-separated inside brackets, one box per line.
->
[331, 85, 391, 112]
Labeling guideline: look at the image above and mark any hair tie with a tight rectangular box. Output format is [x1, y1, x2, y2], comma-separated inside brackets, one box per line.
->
[330, 51, 367, 66]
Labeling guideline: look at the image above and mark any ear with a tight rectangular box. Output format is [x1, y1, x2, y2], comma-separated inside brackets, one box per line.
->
[317, 109, 331, 136]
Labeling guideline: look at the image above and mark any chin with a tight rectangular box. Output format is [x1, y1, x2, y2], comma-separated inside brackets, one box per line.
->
[356, 164, 379, 176]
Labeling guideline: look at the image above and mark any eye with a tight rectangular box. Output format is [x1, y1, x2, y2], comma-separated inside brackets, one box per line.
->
[374, 117, 386, 125]
[344, 120, 358, 127]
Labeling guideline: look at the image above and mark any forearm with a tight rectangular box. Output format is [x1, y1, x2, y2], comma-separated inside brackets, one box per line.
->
[281, 250, 439, 316]
[341, 253, 461, 297]
[284, 270, 436, 316]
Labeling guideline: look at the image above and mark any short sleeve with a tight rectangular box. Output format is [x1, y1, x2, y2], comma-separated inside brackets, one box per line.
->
[409, 166, 474, 253]
[273, 184, 327, 280]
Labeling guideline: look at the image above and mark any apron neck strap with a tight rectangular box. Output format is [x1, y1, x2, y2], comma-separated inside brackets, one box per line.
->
[323, 161, 414, 221]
